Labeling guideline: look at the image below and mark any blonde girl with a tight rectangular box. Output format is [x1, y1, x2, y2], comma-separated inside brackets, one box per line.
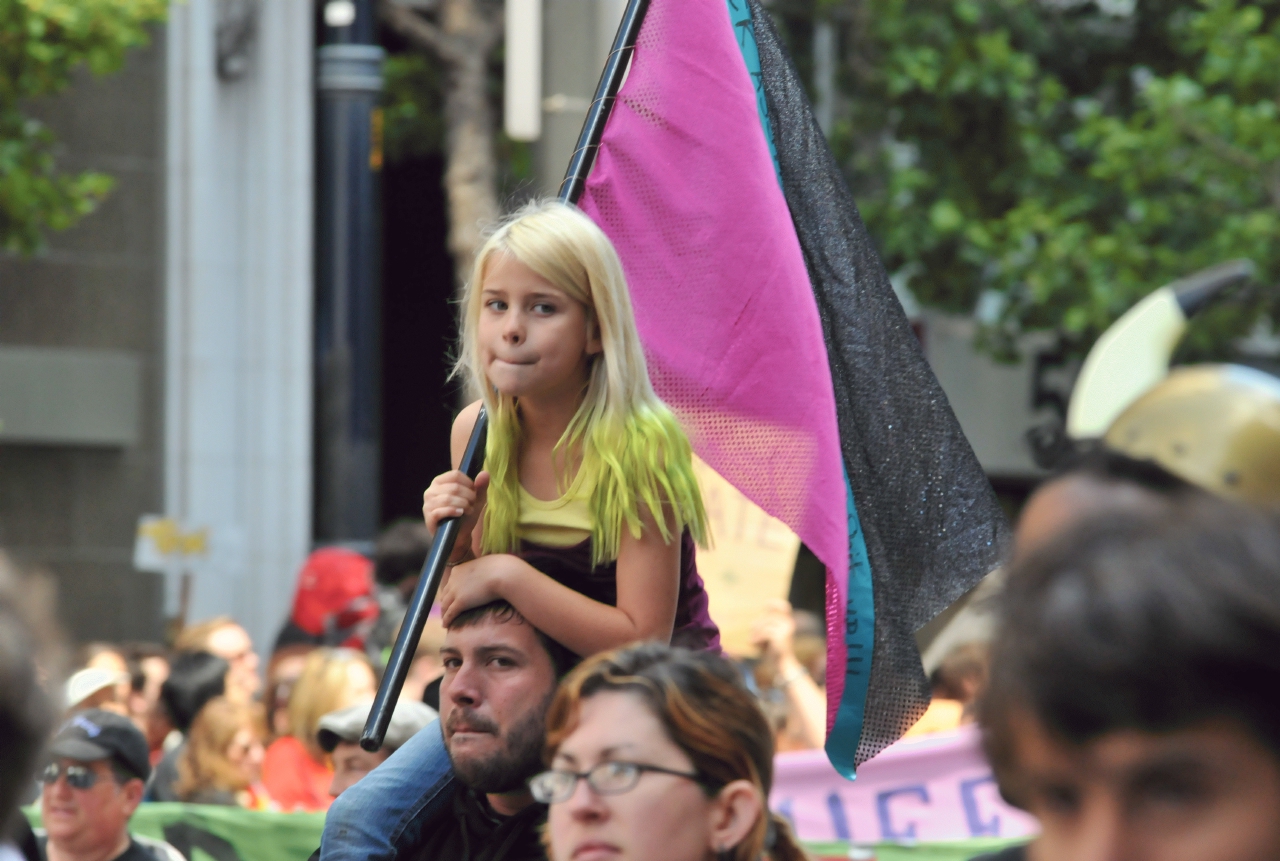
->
[427, 199, 718, 657]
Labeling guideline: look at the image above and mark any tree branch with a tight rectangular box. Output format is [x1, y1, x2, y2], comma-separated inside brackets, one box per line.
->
[379, 0, 464, 65]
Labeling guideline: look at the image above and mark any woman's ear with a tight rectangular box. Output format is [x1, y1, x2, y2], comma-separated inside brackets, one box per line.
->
[706, 780, 763, 858]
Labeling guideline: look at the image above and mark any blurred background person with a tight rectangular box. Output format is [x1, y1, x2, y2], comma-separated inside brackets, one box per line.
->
[366, 521, 432, 663]
[173, 697, 269, 808]
[63, 668, 130, 717]
[262, 647, 376, 811]
[315, 698, 435, 798]
[1, 555, 58, 861]
[540, 643, 809, 861]
[39, 710, 182, 861]
[980, 498, 1280, 861]
[273, 549, 379, 657]
[174, 617, 262, 705]
[76, 646, 132, 713]
[749, 600, 826, 751]
[146, 651, 229, 802]
[120, 646, 171, 766]
[264, 644, 316, 740]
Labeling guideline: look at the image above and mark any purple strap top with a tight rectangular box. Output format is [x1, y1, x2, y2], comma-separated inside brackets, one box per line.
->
[515, 530, 721, 654]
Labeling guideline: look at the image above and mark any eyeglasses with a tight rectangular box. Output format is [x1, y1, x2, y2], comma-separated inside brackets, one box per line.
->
[529, 761, 707, 804]
[40, 762, 102, 790]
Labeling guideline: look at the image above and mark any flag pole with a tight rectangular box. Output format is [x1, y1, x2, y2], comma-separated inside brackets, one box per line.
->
[361, 0, 652, 751]
[558, 0, 652, 204]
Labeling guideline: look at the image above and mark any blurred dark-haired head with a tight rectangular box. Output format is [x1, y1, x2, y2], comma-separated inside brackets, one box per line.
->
[373, 521, 432, 588]
[984, 496, 1280, 793]
[0, 555, 59, 823]
[160, 651, 229, 733]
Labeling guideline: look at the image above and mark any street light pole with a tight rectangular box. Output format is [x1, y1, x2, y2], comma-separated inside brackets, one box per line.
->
[315, 0, 384, 543]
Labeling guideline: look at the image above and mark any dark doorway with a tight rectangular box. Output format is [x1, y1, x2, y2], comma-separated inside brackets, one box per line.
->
[379, 154, 459, 525]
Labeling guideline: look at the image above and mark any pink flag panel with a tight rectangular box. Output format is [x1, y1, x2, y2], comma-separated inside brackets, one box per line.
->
[577, 0, 851, 716]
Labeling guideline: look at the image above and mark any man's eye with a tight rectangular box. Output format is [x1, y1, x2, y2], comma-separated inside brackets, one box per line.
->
[442, 658, 461, 670]
[1133, 774, 1210, 811]
[490, 657, 516, 668]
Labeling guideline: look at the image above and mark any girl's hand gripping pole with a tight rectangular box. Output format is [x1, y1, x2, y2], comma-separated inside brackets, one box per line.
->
[361, 407, 489, 750]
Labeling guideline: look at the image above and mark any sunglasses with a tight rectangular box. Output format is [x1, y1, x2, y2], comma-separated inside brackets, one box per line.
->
[40, 762, 104, 790]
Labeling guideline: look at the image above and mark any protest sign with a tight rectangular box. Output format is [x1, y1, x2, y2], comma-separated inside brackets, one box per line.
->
[771, 725, 1039, 844]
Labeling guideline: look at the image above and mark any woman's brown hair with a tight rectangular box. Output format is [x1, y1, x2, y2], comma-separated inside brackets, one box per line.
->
[544, 643, 808, 861]
[175, 696, 264, 800]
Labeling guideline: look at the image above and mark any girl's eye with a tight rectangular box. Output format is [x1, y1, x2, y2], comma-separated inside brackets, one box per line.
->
[485, 299, 508, 312]
[532, 302, 556, 315]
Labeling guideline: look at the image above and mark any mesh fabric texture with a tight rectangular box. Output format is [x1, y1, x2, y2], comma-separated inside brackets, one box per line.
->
[748, 0, 1010, 765]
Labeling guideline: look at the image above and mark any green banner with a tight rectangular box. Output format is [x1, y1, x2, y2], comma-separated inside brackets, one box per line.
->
[27, 805, 1019, 861]
[26, 804, 325, 861]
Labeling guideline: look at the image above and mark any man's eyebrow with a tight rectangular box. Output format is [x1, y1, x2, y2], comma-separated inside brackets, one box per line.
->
[1121, 751, 1213, 787]
[473, 645, 524, 661]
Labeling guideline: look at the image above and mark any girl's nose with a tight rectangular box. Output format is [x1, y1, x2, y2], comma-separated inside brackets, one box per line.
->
[503, 312, 524, 344]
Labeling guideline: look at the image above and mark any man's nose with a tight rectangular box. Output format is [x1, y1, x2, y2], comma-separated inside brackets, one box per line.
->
[446, 663, 482, 705]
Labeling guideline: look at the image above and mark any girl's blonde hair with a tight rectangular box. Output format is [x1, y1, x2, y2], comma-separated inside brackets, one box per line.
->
[175, 696, 264, 800]
[456, 200, 707, 565]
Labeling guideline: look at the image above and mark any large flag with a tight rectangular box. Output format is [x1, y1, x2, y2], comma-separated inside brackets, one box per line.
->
[576, 0, 1009, 775]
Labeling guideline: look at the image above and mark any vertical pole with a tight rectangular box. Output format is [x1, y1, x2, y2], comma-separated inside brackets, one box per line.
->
[315, 0, 384, 543]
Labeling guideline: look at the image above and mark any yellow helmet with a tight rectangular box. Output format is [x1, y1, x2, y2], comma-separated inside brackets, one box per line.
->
[1104, 364, 1280, 505]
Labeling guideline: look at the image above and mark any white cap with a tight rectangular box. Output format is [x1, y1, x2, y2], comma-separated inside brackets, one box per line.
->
[65, 667, 128, 709]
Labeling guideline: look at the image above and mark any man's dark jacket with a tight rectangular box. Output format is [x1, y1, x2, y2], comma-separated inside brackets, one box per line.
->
[408, 785, 546, 861]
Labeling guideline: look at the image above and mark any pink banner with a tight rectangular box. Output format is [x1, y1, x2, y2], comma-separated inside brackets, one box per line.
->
[770, 726, 1039, 844]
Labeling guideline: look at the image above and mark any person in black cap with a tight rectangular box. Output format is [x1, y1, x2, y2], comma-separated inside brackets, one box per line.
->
[38, 709, 179, 861]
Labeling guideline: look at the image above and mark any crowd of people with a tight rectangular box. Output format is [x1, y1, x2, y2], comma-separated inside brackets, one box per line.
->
[2, 198, 1278, 861]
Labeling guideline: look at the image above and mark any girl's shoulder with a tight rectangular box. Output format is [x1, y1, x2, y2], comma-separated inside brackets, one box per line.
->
[450, 400, 485, 466]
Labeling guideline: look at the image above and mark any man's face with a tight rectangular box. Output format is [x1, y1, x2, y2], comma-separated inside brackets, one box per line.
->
[439, 614, 558, 794]
[41, 758, 142, 855]
[329, 741, 390, 797]
[207, 623, 262, 703]
[1007, 711, 1280, 861]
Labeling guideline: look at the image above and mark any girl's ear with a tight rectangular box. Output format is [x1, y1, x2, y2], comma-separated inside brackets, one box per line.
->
[585, 316, 604, 357]
[705, 779, 763, 858]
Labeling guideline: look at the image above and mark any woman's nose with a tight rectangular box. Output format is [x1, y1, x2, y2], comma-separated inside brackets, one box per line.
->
[565, 776, 609, 821]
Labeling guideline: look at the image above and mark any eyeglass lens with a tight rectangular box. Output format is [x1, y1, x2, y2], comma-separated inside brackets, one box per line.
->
[531, 762, 643, 803]
[41, 763, 99, 790]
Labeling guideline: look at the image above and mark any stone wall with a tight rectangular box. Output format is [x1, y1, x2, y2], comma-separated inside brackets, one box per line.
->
[0, 37, 168, 643]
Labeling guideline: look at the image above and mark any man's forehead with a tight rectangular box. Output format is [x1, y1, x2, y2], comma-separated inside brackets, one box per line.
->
[443, 615, 540, 653]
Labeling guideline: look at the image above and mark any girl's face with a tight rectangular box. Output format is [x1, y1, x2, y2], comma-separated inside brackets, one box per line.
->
[478, 253, 602, 404]
[546, 691, 717, 861]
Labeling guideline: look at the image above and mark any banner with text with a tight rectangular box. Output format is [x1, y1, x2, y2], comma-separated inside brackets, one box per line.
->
[771, 726, 1039, 844]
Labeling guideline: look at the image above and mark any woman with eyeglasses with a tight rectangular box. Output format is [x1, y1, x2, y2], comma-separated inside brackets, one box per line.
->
[532, 643, 808, 861]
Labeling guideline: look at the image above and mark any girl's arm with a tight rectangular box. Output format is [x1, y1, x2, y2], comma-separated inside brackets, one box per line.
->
[439, 503, 682, 657]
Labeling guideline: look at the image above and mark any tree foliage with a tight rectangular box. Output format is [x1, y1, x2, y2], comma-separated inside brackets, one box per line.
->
[771, 0, 1280, 358]
[0, 0, 167, 254]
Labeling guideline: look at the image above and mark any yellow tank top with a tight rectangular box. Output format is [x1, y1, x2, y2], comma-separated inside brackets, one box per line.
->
[517, 464, 593, 548]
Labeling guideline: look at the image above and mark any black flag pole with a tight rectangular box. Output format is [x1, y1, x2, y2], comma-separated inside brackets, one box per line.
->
[360, 0, 652, 751]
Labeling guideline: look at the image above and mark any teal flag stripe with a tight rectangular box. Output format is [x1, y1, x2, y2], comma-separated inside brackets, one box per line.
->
[723, 0, 876, 778]
[724, 0, 782, 186]
[826, 472, 876, 779]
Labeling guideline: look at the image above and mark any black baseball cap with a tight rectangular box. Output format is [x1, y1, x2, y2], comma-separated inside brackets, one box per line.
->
[47, 709, 151, 782]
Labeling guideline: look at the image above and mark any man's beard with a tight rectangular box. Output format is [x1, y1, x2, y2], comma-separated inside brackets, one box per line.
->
[444, 695, 551, 794]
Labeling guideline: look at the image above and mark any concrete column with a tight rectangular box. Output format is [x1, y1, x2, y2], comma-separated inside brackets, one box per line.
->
[164, 0, 314, 655]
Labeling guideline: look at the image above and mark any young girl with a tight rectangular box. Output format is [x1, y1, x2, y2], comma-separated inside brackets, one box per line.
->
[426, 198, 718, 656]
[320, 200, 719, 861]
